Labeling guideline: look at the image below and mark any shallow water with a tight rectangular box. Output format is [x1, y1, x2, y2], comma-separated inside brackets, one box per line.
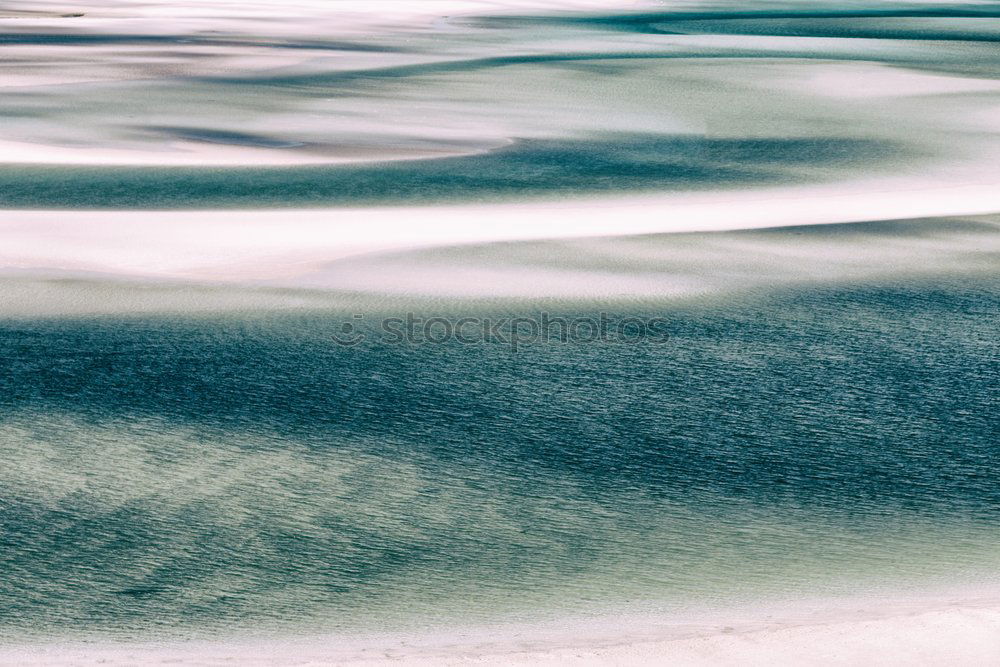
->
[2, 277, 998, 640]
[2, 1, 1000, 196]
[1, 0, 999, 649]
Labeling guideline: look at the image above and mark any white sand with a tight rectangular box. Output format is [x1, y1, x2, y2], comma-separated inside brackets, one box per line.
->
[1, 0, 650, 22]
[0, 139, 483, 167]
[0, 0, 655, 167]
[1, 177, 998, 287]
[4, 589, 1000, 666]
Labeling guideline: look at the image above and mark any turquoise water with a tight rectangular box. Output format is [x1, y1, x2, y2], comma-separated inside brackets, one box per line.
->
[1, 278, 997, 640]
[2, 0, 1000, 648]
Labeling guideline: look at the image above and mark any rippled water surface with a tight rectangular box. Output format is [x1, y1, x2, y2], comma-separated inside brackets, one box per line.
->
[2, 278, 999, 639]
[1, 0, 999, 647]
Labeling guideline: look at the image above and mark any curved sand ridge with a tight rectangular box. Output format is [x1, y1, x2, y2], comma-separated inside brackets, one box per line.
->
[3, 0, 1000, 169]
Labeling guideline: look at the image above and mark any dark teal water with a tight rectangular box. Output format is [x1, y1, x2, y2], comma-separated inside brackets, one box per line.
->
[1, 278, 997, 641]
[0, 135, 896, 210]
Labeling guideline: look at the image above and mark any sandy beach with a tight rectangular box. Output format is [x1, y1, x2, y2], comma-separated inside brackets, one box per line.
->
[5, 589, 1000, 666]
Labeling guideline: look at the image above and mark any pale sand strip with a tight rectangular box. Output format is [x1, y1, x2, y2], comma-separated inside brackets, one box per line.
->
[0, 0, 651, 26]
[410, 610, 1000, 666]
[0, 139, 488, 167]
[454, 607, 1000, 667]
[1, 178, 998, 285]
[4, 590, 1000, 666]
